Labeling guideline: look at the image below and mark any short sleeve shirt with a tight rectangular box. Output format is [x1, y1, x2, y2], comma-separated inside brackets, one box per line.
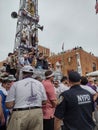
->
[6, 78, 47, 108]
[0, 86, 9, 125]
[81, 85, 96, 95]
[54, 85, 95, 130]
[56, 83, 69, 98]
[42, 79, 57, 119]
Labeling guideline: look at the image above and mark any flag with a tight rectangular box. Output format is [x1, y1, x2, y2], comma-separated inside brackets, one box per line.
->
[62, 42, 64, 51]
[95, 0, 98, 14]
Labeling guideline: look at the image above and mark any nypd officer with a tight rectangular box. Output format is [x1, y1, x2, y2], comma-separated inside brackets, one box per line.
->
[54, 71, 95, 130]
[5, 65, 47, 130]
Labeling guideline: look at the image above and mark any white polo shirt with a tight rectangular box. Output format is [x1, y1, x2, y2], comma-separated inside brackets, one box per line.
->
[55, 83, 69, 98]
[81, 85, 96, 95]
[6, 78, 47, 108]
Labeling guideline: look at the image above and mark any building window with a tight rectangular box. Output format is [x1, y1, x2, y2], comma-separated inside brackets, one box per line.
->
[92, 63, 96, 71]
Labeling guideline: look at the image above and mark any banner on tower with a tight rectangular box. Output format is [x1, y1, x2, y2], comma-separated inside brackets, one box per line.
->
[27, 0, 35, 16]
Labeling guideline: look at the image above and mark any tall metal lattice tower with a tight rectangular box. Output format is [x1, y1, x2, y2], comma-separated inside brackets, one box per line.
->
[11, 1, 43, 68]
[11, 0, 43, 79]
[11, 0, 43, 55]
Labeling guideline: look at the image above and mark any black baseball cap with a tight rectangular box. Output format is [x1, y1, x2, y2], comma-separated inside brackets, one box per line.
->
[68, 71, 81, 82]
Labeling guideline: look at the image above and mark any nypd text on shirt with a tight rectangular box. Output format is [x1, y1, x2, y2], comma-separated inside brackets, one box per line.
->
[77, 94, 91, 104]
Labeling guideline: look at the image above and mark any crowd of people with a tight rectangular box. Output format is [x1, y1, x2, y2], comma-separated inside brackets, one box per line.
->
[0, 58, 98, 130]
[1, 0, 98, 129]
[0, 50, 53, 80]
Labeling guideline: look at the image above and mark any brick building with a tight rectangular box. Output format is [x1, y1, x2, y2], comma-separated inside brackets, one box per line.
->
[0, 62, 3, 68]
[0, 46, 98, 77]
[38, 45, 50, 57]
[48, 47, 98, 76]
[0, 45, 50, 66]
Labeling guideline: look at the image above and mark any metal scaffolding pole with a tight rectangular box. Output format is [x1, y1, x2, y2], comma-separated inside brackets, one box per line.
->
[11, 0, 43, 79]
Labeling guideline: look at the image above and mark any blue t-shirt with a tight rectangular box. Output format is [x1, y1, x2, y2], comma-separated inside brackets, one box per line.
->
[0, 90, 9, 127]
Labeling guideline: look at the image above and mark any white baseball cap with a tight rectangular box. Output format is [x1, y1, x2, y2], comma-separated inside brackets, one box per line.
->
[22, 65, 34, 73]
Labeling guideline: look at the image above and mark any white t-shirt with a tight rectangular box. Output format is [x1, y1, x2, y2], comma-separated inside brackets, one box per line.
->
[0, 85, 8, 96]
[6, 78, 47, 108]
[55, 83, 69, 98]
[80, 85, 96, 95]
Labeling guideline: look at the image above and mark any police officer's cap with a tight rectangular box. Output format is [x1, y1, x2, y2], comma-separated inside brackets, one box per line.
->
[68, 71, 81, 82]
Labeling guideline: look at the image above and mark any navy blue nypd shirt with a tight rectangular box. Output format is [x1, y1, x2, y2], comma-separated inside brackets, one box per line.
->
[54, 85, 95, 130]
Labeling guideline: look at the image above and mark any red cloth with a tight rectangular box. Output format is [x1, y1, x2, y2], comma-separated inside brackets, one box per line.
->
[42, 80, 56, 119]
[95, 0, 98, 14]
